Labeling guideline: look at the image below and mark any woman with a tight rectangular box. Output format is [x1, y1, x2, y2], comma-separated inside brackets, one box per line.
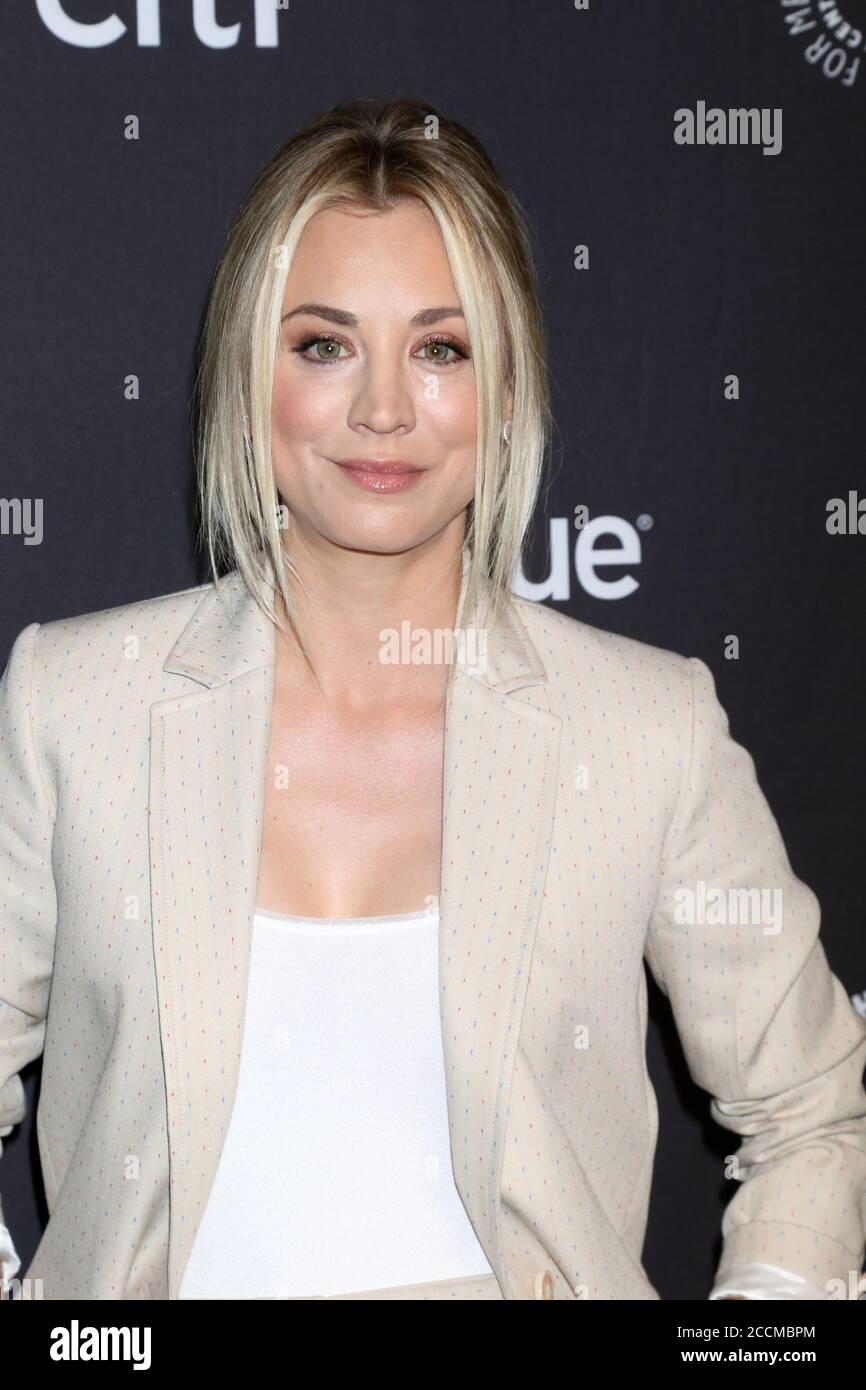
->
[1, 98, 865, 1302]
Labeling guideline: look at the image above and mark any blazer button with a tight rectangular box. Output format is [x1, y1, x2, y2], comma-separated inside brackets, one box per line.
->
[533, 1269, 555, 1300]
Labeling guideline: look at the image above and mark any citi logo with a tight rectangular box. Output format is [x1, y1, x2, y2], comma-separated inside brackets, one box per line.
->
[35, 0, 284, 47]
[674, 101, 783, 156]
[513, 514, 645, 602]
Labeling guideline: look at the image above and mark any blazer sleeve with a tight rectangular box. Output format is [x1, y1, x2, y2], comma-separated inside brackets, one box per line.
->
[708, 1259, 827, 1300]
[644, 655, 866, 1295]
[0, 1205, 22, 1293]
[0, 623, 58, 1220]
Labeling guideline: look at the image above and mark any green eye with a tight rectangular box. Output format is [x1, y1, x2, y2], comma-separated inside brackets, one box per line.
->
[293, 335, 346, 364]
[417, 336, 469, 367]
[291, 332, 469, 368]
[422, 341, 453, 362]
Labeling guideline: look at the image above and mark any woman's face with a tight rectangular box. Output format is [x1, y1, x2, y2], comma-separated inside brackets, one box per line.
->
[271, 198, 484, 557]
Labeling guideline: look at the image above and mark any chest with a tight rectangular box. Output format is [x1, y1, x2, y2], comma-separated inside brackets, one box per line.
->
[255, 677, 447, 918]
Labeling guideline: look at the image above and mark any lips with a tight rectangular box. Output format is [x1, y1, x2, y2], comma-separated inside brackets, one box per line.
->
[334, 459, 424, 474]
[332, 458, 427, 493]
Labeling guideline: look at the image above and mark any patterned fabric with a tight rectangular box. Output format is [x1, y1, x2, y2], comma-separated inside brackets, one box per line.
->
[1, 548, 865, 1300]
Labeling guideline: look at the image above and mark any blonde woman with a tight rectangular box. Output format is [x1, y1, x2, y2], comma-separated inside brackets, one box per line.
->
[1, 98, 864, 1303]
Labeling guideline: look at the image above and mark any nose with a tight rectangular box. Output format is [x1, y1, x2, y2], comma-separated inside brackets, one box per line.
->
[346, 349, 416, 436]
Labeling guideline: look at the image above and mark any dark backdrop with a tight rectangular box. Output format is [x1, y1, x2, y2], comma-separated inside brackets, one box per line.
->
[1, 0, 864, 1300]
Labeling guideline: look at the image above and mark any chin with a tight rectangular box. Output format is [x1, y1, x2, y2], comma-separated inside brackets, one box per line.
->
[319, 516, 435, 553]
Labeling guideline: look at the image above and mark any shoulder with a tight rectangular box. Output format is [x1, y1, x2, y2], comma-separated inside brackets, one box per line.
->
[508, 595, 708, 774]
[509, 593, 693, 692]
[34, 577, 210, 635]
[18, 578, 215, 687]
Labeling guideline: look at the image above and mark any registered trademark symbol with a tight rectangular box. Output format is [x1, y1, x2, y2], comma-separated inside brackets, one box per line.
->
[636, 513, 653, 531]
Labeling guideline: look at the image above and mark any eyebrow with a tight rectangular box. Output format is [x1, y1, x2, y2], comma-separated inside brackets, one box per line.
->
[280, 303, 464, 327]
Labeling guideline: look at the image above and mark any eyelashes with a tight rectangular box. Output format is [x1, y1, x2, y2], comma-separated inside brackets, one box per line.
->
[290, 332, 470, 369]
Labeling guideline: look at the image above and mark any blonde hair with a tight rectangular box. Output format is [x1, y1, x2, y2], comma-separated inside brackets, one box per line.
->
[192, 96, 551, 662]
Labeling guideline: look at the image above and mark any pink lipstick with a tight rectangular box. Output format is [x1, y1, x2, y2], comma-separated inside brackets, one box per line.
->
[332, 458, 427, 493]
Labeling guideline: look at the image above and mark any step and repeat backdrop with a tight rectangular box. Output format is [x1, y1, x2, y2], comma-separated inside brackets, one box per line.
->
[1, 0, 864, 1301]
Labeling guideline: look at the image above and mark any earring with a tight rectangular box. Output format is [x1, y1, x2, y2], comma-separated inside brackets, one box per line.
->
[502, 419, 512, 446]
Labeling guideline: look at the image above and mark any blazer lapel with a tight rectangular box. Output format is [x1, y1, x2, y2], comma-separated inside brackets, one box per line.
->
[437, 598, 562, 1297]
[149, 571, 277, 1299]
[148, 547, 561, 1299]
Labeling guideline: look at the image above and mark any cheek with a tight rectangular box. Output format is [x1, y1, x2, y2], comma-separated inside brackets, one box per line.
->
[271, 364, 341, 438]
[425, 377, 477, 442]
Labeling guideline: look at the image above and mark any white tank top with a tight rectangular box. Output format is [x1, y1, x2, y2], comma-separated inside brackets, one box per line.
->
[178, 904, 494, 1299]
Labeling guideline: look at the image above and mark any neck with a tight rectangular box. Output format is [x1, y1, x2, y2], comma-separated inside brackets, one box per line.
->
[273, 529, 468, 704]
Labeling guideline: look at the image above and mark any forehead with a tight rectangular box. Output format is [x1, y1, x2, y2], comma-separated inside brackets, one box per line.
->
[284, 200, 459, 306]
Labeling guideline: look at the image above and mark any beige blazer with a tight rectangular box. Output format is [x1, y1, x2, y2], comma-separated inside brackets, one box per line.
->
[1, 550, 865, 1300]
